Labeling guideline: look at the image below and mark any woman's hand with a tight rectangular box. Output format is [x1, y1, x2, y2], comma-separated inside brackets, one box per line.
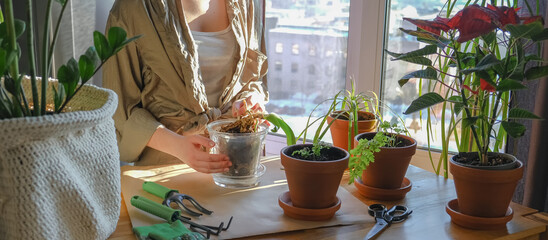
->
[232, 95, 264, 117]
[147, 127, 231, 173]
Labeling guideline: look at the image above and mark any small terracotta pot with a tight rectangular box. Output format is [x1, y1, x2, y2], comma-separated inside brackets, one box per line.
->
[450, 153, 524, 218]
[281, 144, 349, 209]
[328, 111, 377, 151]
[354, 132, 417, 189]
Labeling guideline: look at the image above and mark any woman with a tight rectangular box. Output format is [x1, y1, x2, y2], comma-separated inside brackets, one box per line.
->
[103, 0, 268, 172]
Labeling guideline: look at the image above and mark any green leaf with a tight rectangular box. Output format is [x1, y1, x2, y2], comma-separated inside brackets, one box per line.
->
[482, 31, 496, 45]
[54, 0, 68, 5]
[84, 47, 100, 66]
[462, 117, 479, 129]
[4, 77, 17, 95]
[403, 92, 445, 115]
[399, 28, 451, 47]
[14, 19, 25, 39]
[508, 108, 542, 120]
[107, 27, 127, 51]
[0, 49, 7, 74]
[398, 68, 438, 87]
[525, 65, 548, 80]
[78, 55, 95, 83]
[57, 58, 80, 97]
[52, 84, 65, 112]
[531, 28, 548, 42]
[386, 50, 433, 66]
[501, 121, 526, 138]
[391, 45, 438, 60]
[448, 96, 464, 115]
[461, 54, 501, 74]
[93, 31, 112, 60]
[506, 21, 544, 40]
[496, 79, 526, 92]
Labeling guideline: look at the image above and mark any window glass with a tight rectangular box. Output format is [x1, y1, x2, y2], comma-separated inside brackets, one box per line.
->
[381, 1, 466, 151]
[265, 0, 350, 142]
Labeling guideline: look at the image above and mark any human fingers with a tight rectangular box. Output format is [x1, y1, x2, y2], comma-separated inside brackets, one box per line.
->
[186, 134, 215, 148]
[191, 153, 232, 173]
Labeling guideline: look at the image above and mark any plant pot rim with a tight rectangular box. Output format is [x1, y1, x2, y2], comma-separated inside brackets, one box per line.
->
[328, 110, 377, 122]
[281, 143, 350, 163]
[450, 152, 522, 171]
[206, 119, 269, 137]
[355, 132, 417, 150]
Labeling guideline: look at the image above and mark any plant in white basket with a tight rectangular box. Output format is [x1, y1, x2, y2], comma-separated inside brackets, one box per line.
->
[0, 0, 139, 239]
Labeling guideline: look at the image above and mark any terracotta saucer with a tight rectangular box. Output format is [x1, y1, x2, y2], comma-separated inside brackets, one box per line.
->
[446, 199, 513, 230]
[278, 191, 341, 221]
[353, 177, 412, 200]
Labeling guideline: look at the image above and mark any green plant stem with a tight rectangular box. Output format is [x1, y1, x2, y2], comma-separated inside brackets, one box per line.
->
[47, 1, 69, 76]
[453, 38, 483, 162]
[4, 0, 23, 117]
[40, 0, 54, 114]
[26, 0, 40, 116]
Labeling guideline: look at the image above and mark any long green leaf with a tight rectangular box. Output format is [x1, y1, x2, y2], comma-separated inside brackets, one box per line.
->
[496, 78, 526, 92]
[398, 68, 438, 87]
[508, 108, 542, 120]
[501, 121, 526, 138]
[403, 92, 445, 115]
[461, 54, 501, 74]
[531, 28, 548, 42]
[506, 21, 544, 39]
[525, 65, 548, 80]
[386, 50, 433, 66]
[93, 31, 112, 60]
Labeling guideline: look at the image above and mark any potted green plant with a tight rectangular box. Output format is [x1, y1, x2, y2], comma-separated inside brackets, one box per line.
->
[264, 113, 349, 221]
[391, 4, 548, 229]
[324, 79, 379, 151]
[0, 1, 138, 238]
[207, 115, 269, 188]
[348, 121, 417, 200]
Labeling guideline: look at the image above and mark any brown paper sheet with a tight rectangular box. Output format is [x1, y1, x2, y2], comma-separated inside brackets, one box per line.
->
[121, 156, 370, 239]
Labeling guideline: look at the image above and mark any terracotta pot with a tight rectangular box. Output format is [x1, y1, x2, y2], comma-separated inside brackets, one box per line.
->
[450, 153, 524, 218]
[354, 132, 417, 189]
[328, 111, 377, 151]
[281, 144, 349, 209]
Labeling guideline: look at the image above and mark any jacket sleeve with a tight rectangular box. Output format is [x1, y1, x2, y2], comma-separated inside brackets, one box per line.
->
[102, 10, 162, 163]
[230, 0, 269, 113]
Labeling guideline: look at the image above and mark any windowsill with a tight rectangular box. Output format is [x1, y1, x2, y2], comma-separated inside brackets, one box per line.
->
[265, 133, 453, 179]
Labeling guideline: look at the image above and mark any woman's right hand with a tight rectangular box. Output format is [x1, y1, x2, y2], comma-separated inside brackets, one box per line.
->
[147, 127, 231, 173]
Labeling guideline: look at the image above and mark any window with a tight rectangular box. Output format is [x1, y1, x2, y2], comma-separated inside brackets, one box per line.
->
[275, 61, 282, 71]
[291, 63, 298, 73]
[275, 42, 283, 53]
[292, 44, 299, 55]
[308, 65, 316, 75]
[265, 0, 349, 142]
[309, 45, 317, 56]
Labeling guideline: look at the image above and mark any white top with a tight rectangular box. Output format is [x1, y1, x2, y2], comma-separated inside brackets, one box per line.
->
[191, 26, 237, 108]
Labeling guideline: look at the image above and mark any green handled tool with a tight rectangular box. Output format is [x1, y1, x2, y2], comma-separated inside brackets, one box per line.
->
[143, 181, 213, 216]
[131, 195, 225, 238]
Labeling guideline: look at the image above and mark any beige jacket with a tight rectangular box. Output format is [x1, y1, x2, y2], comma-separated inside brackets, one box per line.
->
[103, 0, 268, 165]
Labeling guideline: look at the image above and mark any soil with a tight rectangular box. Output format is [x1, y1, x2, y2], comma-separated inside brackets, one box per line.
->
[219, 114, 262, 133]
[331, 111, 376, 121]
[452, 152, 513, 166]
[286, 145, 347, 162]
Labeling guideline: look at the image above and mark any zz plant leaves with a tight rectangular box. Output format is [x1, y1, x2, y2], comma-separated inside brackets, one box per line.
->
[78, 54, 95, 83]
[403, 92, 445, 115]
[93, 31, 113, 61]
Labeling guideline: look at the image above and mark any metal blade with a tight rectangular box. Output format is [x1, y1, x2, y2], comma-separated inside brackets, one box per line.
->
[365, 218, 389, 240]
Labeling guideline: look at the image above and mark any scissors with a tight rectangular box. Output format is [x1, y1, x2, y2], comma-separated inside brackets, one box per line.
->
[365, 204, 412, 240]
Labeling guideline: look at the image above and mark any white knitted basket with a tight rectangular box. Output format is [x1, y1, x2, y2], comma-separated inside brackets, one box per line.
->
[0, 78, 121, 239]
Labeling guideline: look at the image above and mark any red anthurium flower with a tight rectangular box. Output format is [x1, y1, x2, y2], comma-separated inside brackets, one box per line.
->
[403, 17, 451, 35]
[487, 5, 519, 27]
[480, 79, 496, 92]
[453, 5, 498, 42]
[462, 84, 478, 95]
[521, 16, 544, 25]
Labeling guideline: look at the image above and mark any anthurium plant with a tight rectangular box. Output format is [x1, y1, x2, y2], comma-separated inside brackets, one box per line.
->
[391, 4, 548, 165]
[0, 0, 139, 119]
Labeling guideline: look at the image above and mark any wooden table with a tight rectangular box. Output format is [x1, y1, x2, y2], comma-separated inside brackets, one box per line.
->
[108, 163, 547, 240]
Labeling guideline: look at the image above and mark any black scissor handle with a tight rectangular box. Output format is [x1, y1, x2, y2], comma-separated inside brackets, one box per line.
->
[368, 204, 387, 218]
[386, 205, 412, 222]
